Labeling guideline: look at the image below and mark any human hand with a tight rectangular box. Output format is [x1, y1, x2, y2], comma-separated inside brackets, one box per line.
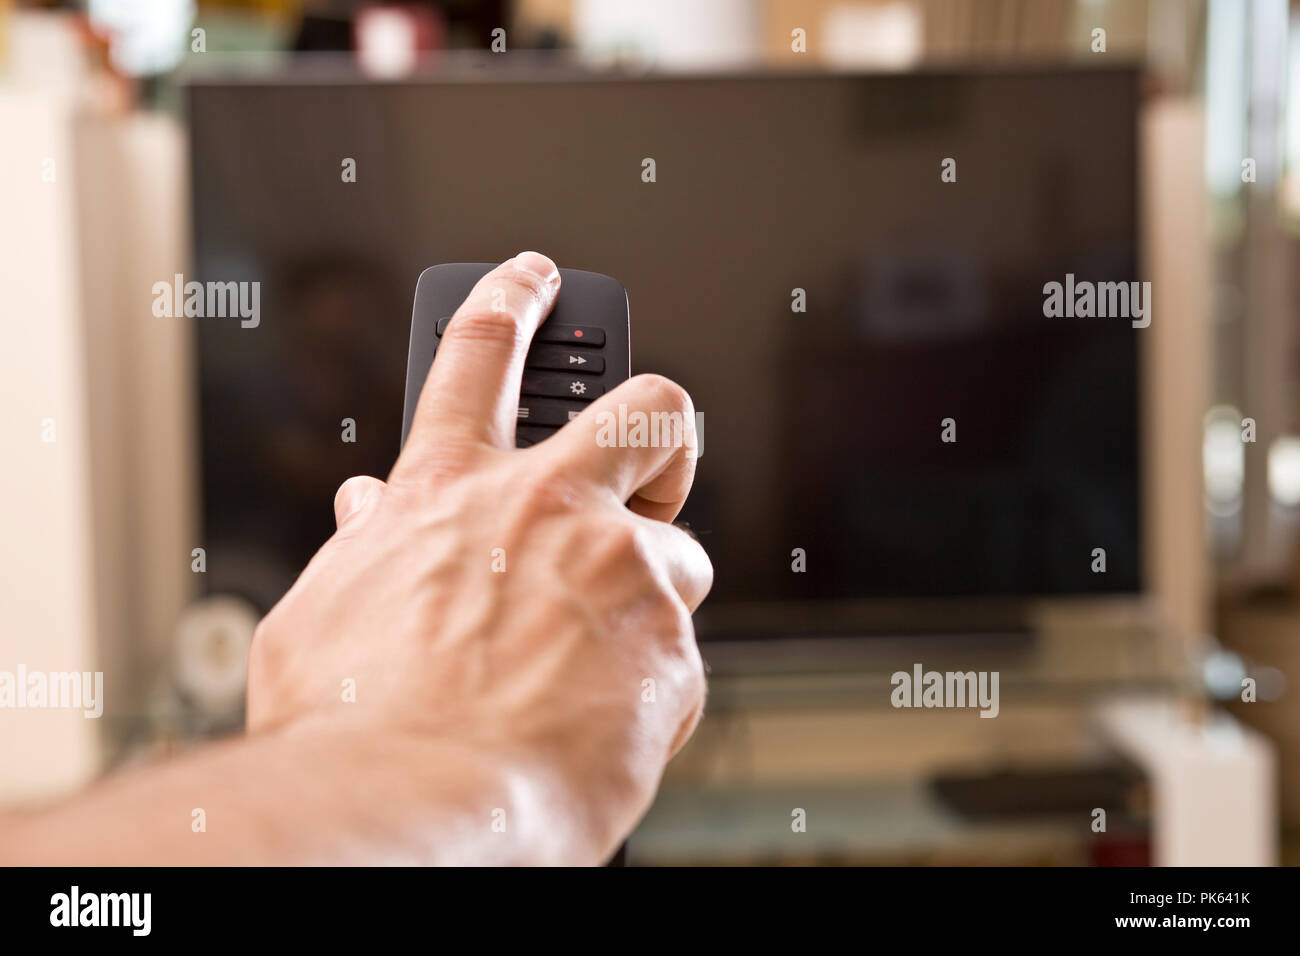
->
[246, 252, 711, 864]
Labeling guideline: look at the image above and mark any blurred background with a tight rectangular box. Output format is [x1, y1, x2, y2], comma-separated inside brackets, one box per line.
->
[0, 0, 1296, 865]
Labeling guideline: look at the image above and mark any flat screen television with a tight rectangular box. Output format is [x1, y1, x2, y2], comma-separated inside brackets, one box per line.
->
[187, 64, 1142, 642]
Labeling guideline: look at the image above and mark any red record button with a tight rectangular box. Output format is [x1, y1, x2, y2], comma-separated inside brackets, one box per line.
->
[535, 324, 605, 347]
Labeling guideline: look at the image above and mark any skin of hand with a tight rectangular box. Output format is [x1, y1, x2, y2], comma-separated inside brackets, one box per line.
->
[247, 251, 712, 863]
[0, 252, 710, 867]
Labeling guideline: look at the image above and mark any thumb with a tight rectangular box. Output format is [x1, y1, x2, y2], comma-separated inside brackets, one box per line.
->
[333, 475, 387, 529]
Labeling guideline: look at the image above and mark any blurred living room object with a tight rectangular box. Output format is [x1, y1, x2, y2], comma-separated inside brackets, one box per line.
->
[0, 9, 195, 804]
[571, 0, 759, 68]
[1096, 697, 1276, 866]
[354, 2, 444, 77]
[754, 0, 1196, 81]
[819, 2, 922, 69]
[87, 0, 196, 76]
[1219, 597, 1300, 856]
[150, 594, 259, 739]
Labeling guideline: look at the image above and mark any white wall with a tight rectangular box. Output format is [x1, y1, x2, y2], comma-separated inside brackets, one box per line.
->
[0, 88, 104, 802]
[0, 13, 196, 804]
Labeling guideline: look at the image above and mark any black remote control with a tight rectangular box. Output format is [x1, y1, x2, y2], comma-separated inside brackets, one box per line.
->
[401, 263, 631, 449]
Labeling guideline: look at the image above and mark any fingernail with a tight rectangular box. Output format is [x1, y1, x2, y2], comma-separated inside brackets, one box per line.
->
[343, 488, 377, 524]
[513, 251, 559, 283]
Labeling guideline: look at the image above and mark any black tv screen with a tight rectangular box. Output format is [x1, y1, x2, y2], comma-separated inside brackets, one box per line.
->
[188, 66, 1141, 637]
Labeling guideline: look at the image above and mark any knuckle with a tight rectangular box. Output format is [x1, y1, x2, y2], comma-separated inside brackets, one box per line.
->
[515, 470, 577, 520]
[668, 657, 708, 754]
[687, 654, 707, 702]
[391, 436, 482, 486]
[591, 522, 652, 573]
[496, 467, 583, 548]
[676, 528, 714, 600]
[698, 547, 715, 593]
[647, 589, 690, 639]
[666, 653, 706, 716]
[442, 306, 524, 349]
[587, 525, 687, 628]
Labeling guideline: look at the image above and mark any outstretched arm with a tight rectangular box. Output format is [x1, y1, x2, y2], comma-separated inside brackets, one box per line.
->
[1, 254, 710, 866]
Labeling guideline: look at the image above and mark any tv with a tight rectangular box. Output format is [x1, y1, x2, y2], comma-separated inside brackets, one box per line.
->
[187, 64, 1142, 642]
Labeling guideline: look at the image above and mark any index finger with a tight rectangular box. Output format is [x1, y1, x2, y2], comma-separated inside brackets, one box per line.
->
[400, 253, 560, 464]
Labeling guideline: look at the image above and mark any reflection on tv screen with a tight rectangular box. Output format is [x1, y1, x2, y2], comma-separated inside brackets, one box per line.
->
[190, 68, 1141, 633]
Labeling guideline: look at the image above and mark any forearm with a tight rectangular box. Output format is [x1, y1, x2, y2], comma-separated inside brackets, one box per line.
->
[0, 722, 596, 866]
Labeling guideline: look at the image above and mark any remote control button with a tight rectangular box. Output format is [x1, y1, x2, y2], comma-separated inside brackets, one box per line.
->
[522, 371, 604, 400]
[535, 324, 605, 347]
[517, 399, 589, 427]
[526, 346, 605, 374]
[516, 424, 558, 448]
[437, 316, 605, 348]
